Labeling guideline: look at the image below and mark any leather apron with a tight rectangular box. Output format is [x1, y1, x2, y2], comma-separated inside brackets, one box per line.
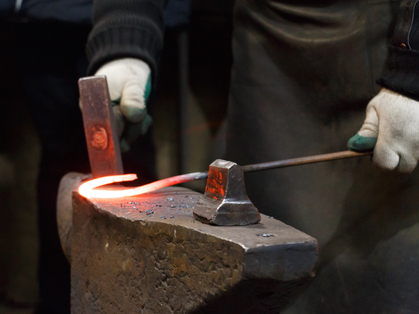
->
[227, 0, 419, 312]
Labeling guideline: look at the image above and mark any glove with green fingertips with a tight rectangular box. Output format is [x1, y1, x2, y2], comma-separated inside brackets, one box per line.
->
[348, 88, 419, 173]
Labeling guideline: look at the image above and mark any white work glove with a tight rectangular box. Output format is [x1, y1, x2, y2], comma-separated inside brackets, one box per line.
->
[95, 58, 153, 152]
[347, 88, 419, 173]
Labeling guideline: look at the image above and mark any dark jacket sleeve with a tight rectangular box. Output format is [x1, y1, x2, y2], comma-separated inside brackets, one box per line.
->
[86, 0, 167, 76]
[0, 0, 15, 18]
[378, 0, 419, 99]
[18, 0, 92, 23]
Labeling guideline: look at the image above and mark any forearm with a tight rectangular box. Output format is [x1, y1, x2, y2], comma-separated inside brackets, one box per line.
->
[86, 0, 167, 76]
[378, 0, 419, 100]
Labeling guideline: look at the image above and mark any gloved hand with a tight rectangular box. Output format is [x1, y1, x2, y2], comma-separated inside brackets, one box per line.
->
[348, 88, 419, 173]
[95, 58, 153, 152]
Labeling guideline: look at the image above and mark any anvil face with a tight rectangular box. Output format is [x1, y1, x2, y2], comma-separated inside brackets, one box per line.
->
[66, 183, 317, 314]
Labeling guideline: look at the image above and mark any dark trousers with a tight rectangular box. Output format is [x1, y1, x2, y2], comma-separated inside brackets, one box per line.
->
[227, 1, 419, 313]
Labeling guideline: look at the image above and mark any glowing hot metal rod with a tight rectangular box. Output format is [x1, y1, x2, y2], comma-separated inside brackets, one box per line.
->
[78, 172, 208, 199]
[78, 150, 371, 199]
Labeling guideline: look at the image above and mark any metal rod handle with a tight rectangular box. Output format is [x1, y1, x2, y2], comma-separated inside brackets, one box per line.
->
[144, 151, 373, 188]
[241, 150, 372, 173]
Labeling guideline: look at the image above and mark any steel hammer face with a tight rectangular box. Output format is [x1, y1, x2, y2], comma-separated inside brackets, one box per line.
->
[193, 159, 261, 226]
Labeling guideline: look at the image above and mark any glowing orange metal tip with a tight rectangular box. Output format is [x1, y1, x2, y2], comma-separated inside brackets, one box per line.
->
[78, 172, 208, 199]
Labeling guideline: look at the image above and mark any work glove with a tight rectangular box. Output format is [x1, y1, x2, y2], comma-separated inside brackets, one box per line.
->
[347, 88, 419, 173]
[95, 58, 153, 152]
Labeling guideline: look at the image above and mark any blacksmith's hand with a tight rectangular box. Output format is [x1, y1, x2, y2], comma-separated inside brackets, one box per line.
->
[95, 58, 152, 152]
[348, 88, 419, 173]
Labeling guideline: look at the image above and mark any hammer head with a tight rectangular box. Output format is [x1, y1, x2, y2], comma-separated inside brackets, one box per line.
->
[193, 159, 261, 226]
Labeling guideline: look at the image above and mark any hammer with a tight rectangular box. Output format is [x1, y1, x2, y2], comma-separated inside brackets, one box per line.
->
[78, 76, 371, 226]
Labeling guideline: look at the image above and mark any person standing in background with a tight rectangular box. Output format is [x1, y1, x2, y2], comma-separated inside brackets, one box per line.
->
[85, 0, 419, 312]
[0, 1, 93, 313]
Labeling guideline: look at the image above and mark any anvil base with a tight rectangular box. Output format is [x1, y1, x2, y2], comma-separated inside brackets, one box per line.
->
[65, 180, 317, 313]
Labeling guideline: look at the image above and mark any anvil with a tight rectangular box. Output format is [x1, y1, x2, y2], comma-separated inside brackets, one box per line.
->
[57, 173, 318, 314]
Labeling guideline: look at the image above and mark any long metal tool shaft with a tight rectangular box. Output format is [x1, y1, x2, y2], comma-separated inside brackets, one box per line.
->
[155, 151, 372, 183]
[174, 150, 372, 182]
[241, 150, 372, 173]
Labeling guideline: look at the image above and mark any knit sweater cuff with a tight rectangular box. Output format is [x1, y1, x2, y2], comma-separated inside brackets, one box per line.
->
[378, 46, 419, 100]
[86, 25, 162, 76]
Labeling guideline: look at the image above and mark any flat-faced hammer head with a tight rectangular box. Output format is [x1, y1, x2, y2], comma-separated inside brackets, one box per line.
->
[193, 159, 261, 226]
